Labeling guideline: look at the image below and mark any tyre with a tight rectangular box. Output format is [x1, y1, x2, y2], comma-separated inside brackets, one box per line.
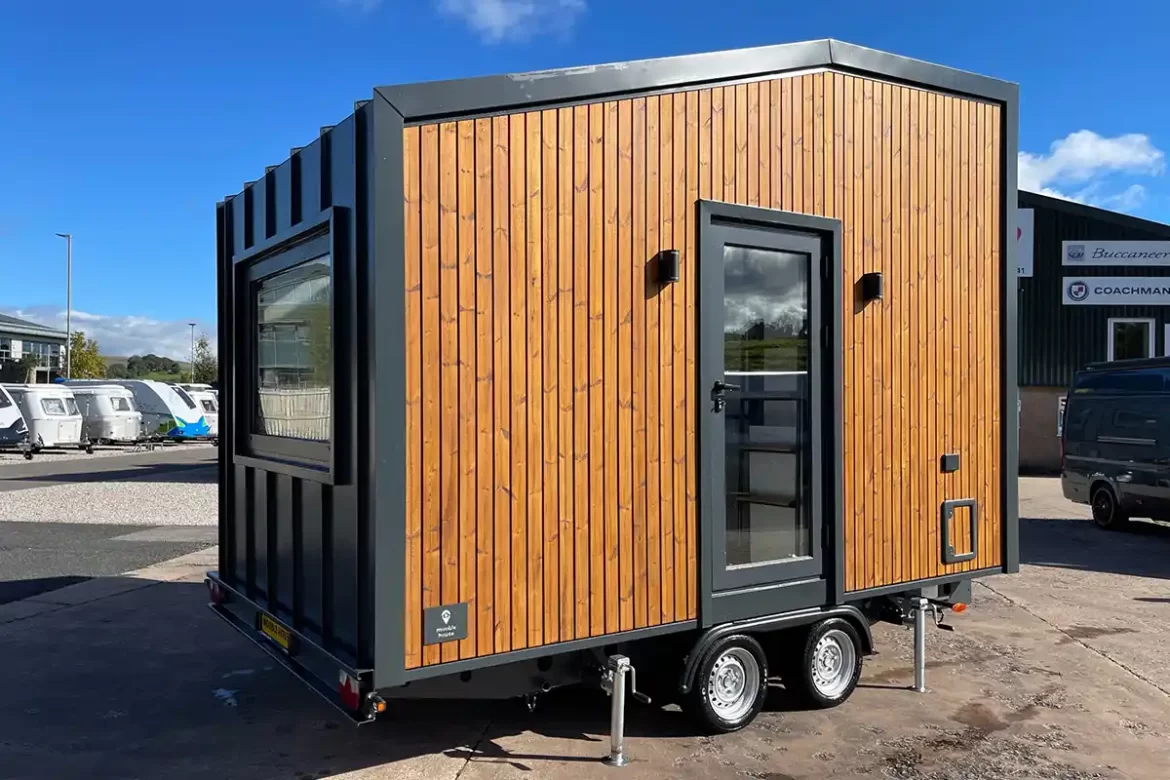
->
[782, 618, 863, 710]
[1091, 484, 1128, 530]
[684, 634, 768, 733]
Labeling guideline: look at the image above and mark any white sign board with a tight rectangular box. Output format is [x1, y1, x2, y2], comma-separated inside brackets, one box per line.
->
[1062, 277, 1170, 305]
[1017, 208, 1034, 277]
[1063, 240, 1170, 267]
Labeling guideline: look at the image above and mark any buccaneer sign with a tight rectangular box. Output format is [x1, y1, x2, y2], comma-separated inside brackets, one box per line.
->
[1063, 240, 1170, 266]
[1063, 277, 1170, 305]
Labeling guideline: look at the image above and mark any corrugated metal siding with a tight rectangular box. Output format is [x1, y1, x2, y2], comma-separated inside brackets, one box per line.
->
[217, 109, 374, 671]
[1018, 193, 1170, 387]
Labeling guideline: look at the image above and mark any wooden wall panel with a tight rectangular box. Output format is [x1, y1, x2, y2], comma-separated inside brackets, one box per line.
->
[403, 71, 1005, 667]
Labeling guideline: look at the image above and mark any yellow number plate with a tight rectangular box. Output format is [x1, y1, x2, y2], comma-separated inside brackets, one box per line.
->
[259, 614, 291, 650]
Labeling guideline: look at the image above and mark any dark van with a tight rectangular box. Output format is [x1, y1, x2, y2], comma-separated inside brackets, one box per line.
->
[1062, 357, 1170, 529]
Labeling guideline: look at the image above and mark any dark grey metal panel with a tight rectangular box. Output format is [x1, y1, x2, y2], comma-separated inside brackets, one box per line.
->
[1002, 92, 1020, 575]
[1018, 191, 1170, 389]
[275, 473, 295, 616]
[709, 579, 829, 624]
[397, 621, 697, 684]
[843, 567, 999, 601]
[217, 112, 374, 674]
[370, 94, 408, 689]
[301, 479, 325, 636]
[376, 39, 1014, 125]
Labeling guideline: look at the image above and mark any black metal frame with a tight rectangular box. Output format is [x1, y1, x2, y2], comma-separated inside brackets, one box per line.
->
[231, 207, 347, 481]
[216, 36, 1019, 697]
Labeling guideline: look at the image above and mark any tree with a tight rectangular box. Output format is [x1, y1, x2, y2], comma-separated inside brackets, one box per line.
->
[68, 331, 106, 378]
[107, 363, 130, 379]
[192, 334, 218, 383]
[15, 353, 40, 382]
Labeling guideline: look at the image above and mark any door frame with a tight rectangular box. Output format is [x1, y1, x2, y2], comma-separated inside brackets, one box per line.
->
[696, 200, 844, 627]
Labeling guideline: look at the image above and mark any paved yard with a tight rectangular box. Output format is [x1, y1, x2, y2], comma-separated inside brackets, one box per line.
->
[0, 477, 1168, 779]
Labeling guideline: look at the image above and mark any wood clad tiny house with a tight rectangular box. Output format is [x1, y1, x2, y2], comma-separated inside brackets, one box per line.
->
[211, 39, 1019, 731]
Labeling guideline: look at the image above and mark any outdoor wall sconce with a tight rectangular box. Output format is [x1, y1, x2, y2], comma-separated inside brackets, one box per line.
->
[860, 271, 884, 302]
[657, 249, 680, 284]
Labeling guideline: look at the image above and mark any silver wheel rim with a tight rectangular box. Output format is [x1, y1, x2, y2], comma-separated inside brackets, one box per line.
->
[706, 647, 759, 722]
[811, 629, 856, 699]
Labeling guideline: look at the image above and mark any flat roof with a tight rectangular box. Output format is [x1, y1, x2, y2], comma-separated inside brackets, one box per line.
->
[1020, 190, 1170, 237]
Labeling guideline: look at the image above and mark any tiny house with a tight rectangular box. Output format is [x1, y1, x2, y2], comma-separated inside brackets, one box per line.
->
[210, 39, 1018, 734]
[70, 384, 143, 444]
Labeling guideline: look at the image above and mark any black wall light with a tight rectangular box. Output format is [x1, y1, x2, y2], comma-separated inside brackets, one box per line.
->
[860, 271, 883, 302]
[657, 249, 680, 284]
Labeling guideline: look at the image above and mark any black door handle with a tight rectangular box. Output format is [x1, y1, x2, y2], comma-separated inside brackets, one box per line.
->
[711, 380, 741, 412]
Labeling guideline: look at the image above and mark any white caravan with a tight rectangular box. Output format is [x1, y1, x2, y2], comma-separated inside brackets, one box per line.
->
[190, 388, 219, 439]
[3, 384, 89, 452]
[70, 384, 143, 444]
[67, 379, 210, 439]
[0, 385, 31, 455]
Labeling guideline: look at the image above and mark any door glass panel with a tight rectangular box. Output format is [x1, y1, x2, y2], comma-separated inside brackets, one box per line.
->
[722, 244, 812, 569]
[1110, 320, 1152, 361]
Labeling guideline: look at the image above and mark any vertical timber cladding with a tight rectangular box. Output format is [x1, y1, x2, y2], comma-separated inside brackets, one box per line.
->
[402, 72, 1005, 666]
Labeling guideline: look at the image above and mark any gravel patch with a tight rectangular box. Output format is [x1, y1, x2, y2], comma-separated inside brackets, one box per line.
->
[0, 442, 215, 466]
[0, 480, 217, 526]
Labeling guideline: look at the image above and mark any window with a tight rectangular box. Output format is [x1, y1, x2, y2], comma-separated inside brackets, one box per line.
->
[172, 386, 197, 409]
[41, 398, 67, 415]
[200, 398, 218, 413]
[23, 341, 62, 368]
[111, 397, 132, 412]
[253, 254, 332, 443]
[0, 338, 10, 360]
[0, 390, 10, 409]
[65, 397, 79, 416]
[1107, 318, 1155, 361]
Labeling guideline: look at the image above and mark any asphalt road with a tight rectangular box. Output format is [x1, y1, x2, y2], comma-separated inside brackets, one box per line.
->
[0, 444, 216, 491]
[0, 445, 218, 604]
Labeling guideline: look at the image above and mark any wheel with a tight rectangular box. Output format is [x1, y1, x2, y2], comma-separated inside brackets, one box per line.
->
[781, 618, 863, 710]
[23, 451, 33, 461]
[683, 634, 768, 733]
[1091, 484, 1128, 530]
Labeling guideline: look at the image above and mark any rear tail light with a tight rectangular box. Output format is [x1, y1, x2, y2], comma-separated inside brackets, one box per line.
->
[339, 672, 361, 711]
[951, 602, 967, 614]
[207, 580, 227, 605]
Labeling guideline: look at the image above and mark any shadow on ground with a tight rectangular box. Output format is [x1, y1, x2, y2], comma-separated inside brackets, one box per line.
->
[1021, 515, 1170, 579]
[3, 461, 217, 486]
[0, 579, 745, 780]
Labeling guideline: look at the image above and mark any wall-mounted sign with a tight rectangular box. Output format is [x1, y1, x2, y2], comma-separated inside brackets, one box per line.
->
[1062, 277, 1170, 305]
[1017, 208, 1034, 278]
[1063, 240, 1170, 267]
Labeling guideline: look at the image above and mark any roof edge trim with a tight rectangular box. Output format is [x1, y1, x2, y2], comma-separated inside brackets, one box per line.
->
[377, 38, 1016, 124]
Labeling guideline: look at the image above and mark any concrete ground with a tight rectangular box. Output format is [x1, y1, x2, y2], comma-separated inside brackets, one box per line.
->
[1, 478, 1169, 780]
[0, 445, 217, 605]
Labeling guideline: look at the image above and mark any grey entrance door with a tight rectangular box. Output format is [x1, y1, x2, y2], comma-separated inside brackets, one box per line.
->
[699, 201, 829, 594]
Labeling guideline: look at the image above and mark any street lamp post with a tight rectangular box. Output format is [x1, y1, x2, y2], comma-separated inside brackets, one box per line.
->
[189, 323, 197, 383]
[55, 233, 72, 379]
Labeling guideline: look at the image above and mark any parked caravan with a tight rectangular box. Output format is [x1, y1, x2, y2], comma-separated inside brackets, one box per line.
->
[208, 39, 1019, 743]
[0, 385, 32, 458]
[1061, 357, 1170, 529]
[70, 384, 143, 444]
[191, 388, 219, 439]
[4, 385, 89, 452]
[68, 379, 210, 440]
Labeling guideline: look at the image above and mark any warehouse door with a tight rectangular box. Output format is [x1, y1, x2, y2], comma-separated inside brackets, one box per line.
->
[698, 202, 830, 594]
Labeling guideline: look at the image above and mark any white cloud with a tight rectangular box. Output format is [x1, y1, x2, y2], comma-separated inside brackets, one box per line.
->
[3, 306, 215, 362]
[438, 0, 586, 42]
[1019, 130, 1164, 212]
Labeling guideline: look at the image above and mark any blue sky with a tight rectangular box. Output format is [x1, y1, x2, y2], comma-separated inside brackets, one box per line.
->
[1, 0, 1167, 358]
